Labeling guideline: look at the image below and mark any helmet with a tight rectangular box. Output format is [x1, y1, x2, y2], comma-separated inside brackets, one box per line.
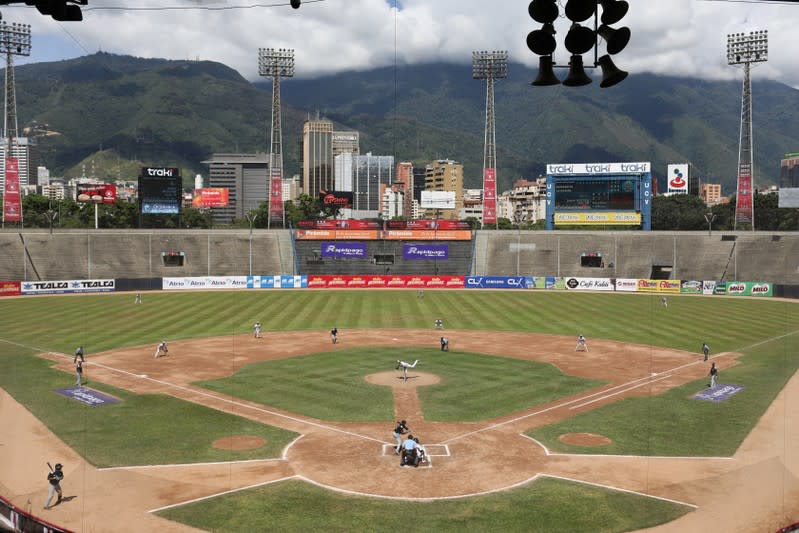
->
[401, 420, 406, 424]
[55, 463, 63, 470]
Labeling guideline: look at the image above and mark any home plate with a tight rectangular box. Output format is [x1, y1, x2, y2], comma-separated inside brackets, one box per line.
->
[651, 372, 658, 376]
[139, 374, 148, 378]
[392, 338, 399, 341]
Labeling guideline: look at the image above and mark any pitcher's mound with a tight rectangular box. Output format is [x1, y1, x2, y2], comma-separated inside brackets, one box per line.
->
[212, 435, 267, 450]
[365, 371, 441, 386]
[558, 432, 612, 447]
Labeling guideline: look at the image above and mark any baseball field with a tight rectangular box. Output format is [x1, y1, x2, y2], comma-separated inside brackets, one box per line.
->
[1, 289, 798, 532]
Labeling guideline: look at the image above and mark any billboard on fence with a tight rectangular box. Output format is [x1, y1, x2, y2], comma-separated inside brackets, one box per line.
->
[139, 167, 182, 214]
[246, 276, 308, 289]
[163, 277, 249, 290]
[528, 276, 563, 289]
[725, 281, 773, 297]
[421, 190, 456, 209]
[192, 188, 229, 208]
[77, 183, 117, 204]
[680, 280, 703, 294]
[615, 278, 638, 292]
[306, 275, 464, 288]
[320, 242, 367, 259]
[382, 230, 472, 241]
[703, 280, 716, 295]
[464, 276, 532, 289]
[295, 229, 379, 240]
[0, 281, 21, 297]
[554, 212, 642, 225]
[564, 277, 614, 291]
[21, 279, 115, 295]
[637, 279, 681, 293]
[403, 244, 448, 260]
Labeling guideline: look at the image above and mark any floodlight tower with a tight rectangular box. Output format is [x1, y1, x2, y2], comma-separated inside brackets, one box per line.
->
[1, 22, 31, 148]
[727, 30, 768, 231]
[258, 47, 295, 228]
[472, 50, 508, 229]
[0, 21, 31, 228]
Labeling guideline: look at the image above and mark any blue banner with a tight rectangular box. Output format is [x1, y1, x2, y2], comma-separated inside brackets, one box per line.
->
[321, 242, 367, 258]
[55, 387, 121, 407]
[464, 276, 532, 289]
[402, 244, 449, 260]
[247, 275, 307, 288]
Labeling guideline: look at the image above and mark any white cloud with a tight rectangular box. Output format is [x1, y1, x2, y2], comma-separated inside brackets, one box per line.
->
[7, 0, 799, 88]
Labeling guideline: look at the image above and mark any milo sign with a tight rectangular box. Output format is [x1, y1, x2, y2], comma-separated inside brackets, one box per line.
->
[726, 281, 773, 297]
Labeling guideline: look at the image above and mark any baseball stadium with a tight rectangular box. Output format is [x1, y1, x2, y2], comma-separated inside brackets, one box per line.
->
[0, 227, 798, 533]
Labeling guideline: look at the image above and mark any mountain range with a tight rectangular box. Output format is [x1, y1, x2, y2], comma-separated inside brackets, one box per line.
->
[11, 52, 799, 195]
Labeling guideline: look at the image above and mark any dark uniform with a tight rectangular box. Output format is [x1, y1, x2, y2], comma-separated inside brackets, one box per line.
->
[331, 328, 338, 344]
[440, 337, 449, 351]
[73, 346, 84, 363]
[44, 464, 64, 509]
[392, 420, 408, 454]
[702, 343, 710, 361]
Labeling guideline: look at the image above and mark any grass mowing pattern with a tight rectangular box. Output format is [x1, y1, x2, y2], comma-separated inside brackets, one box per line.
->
[529, 335, 799, 456]
[0, 350, 298, 467]
[196, 348, 605, 422]
[157, 477, 691, 533]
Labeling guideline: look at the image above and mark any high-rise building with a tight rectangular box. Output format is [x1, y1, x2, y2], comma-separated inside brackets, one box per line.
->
[780, 153, 799, 188]
[203, 153, 269, 225]
[701, 183, 723, 206]
[0, 137, 38, 189]
[335, 152, 394, 216]
[303, 119, 333, 196]
[332, 131, 359, 159]
[395, 162, 414, 219]
[380, 184, 405, 219]
[424, 159, 464, 220]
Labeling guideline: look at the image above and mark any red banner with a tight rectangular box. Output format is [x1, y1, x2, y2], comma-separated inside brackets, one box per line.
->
[306, 275, 465, 288]
[192, 188, 229, 208]
[3, 157, 22, 222]
[0, 281, 21, 297]
[77, 183, 117, 204]
[735, 163, 753, 225]
[269, 168, 283, 221]
[483, 167, 497, 225]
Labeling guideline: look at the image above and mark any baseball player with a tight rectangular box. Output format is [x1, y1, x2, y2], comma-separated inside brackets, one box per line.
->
[709, 362, 718, 388]
[154, 340, 169, 358]
[440, 337, 449, 351]
[391, 420, 409, 454]
[330, 327, 338, 344]
[254, 322, 262, 338]
[702, 342, 710, 361]
[74, 358, 84, 387]
[575, 335, 588, 352]
[73, 346, 84, 363]
[396, 359, 419, 381]
[661, 296, 668, 307]
[434, 319, 443, 329]
[44, 463, 64, 509]
[400, 435, 419, 467]
[134, 292, 142, 304]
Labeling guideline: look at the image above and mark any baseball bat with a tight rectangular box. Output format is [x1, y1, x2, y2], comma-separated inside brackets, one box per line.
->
[47, 462, 53, 472]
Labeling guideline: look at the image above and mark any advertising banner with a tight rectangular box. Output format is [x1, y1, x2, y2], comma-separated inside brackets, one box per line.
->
[483, 167, 497, 225]
[667, 164, 689, 194]
[245, 275, 308, 289]
[692, 384, 745, 403]
[464, 276, 532, 289]
[55, 387, 121, 407]
[320, 242, 367, 259]
[564, 277, 614, 291]
[139, 167, 182, 215]
[735, 163, 753, 225]
[192, 188, 229, 208]
[725, 281, 773, 297]
[295, 229, 379, 240]
[702, 280, 717, 295]
[713, 282, 727, 295]
[547, 162, 651, 175]
[421, 190, 456, 209]
[21, 279, 115, 295]
[163, 277, 249, 290]
[0, 281, 21, 297]
[636, 279, 681, 293]
[2, 156, 21, 222]
[615, 278, 638, 292]
[319, 189, 353, 209]
[680, 280, 703, 294]
[554, 212, 642, 225]
[528, 276, 563, 289]
[403, 244, 448, 260]
[270, 168, 284, 220]
[77, 183, 117, 204]
[305, 275, 464, 288]
[381, 230, 472, 241]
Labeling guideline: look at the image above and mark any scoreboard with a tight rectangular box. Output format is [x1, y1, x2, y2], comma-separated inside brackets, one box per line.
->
[545, 162, 652, 230]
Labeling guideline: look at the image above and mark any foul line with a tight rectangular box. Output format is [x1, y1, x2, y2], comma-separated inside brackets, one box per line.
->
[568, 374, 672, 410]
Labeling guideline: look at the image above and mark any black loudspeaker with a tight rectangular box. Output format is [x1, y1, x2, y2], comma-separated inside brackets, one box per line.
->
[597, 24, 630, 55]
[527, 23, 557, 56]
[562, 55, 592, 87]
[532, 56, 561, 86]
[565, 23, 596, 55]
[564, 0, 596, 22]
[597, 54, 628, 88]
[600, 0, 629, 25]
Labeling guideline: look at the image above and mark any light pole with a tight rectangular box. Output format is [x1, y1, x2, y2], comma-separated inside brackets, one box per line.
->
[246, 212, 258, 276]
[727, 30, 767, 231]
[258, 48, 294, 229]
[704, 212, 716, 236]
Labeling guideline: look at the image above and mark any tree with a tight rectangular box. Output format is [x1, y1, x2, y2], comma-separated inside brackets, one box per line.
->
[651, 194, 708, 230]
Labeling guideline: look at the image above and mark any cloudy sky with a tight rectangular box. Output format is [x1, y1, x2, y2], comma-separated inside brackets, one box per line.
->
[3, 0, 799, 88]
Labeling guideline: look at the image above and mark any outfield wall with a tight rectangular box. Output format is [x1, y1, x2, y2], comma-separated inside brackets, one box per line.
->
[0, 230, 796, 284]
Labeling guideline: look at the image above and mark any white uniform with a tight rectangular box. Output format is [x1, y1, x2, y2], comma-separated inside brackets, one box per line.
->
[254, 322, 262, 338]
[154, 341, 168, 358]
[396, 359, 419, 381]
[575, 335, 588, 352]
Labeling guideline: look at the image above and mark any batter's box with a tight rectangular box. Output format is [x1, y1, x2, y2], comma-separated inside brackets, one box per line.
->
[381, 443, 451, 467]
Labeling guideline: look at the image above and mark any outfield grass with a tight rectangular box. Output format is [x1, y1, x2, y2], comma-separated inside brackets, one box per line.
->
[157, 477, 692, 533]
[1, 290, 796, 531]
[196, 347, 604, 422]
